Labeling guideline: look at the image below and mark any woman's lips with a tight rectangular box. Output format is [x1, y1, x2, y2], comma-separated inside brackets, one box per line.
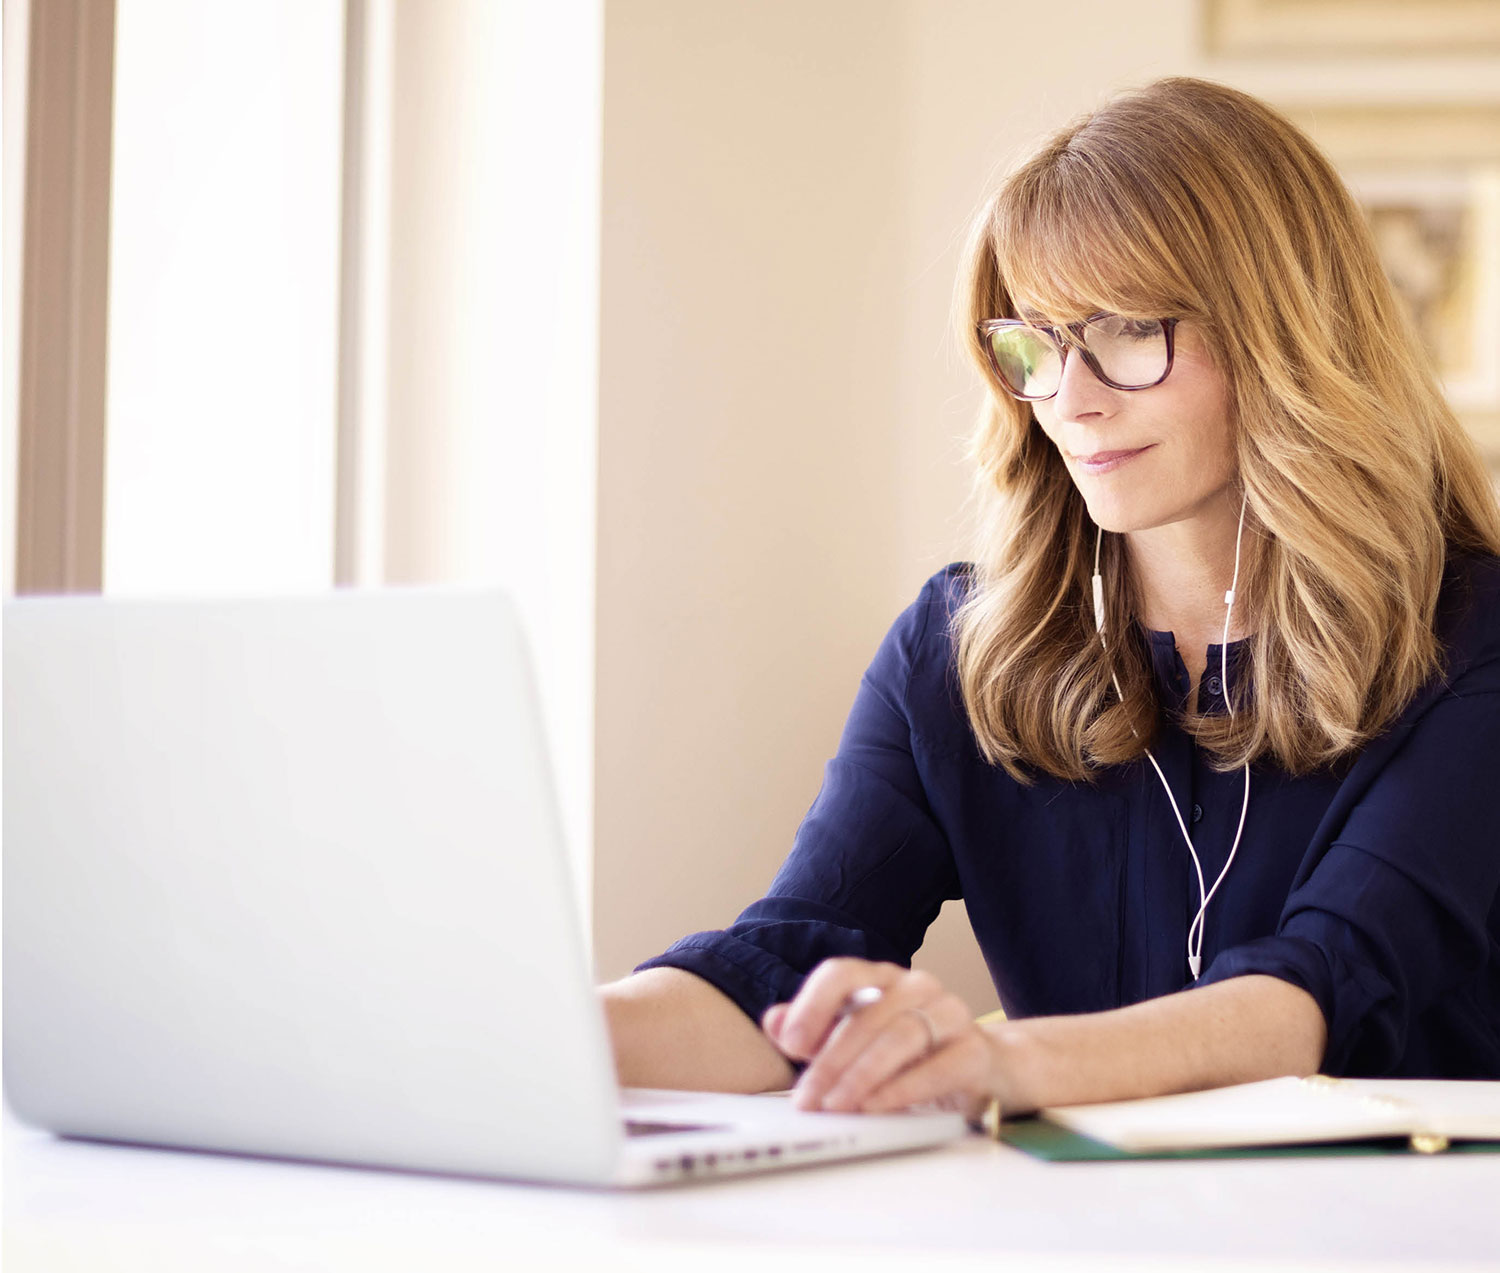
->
[1072, 445, 1153, 475]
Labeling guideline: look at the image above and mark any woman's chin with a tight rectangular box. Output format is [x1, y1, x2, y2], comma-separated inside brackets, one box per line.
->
[1080, 495, 1153, 536]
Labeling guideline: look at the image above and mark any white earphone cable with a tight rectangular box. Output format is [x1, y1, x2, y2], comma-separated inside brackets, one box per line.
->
[1092, 494, 1251, 980]
[1188, 521, 1252, 975]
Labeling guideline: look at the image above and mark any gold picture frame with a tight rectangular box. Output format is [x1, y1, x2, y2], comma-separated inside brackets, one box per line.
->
[1205, 0, 1500, 57]
[1284, 103, 1500, 459]
[1350, 170, 1500, 449]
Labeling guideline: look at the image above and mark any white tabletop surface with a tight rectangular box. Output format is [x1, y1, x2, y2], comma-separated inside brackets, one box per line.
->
[6, 1105, 1499, 1272]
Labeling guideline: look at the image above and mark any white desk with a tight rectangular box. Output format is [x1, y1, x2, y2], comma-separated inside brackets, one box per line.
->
[6, 1106, 1498, 1272]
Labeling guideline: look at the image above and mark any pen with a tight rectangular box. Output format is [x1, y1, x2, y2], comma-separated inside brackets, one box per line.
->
[838, 984, 885, 1017]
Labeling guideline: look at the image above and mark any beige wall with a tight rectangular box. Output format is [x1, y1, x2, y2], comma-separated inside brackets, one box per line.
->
[381, 0, 602, 920]
[596, 0, 909, 984]
[594, 0, 1198, 1007]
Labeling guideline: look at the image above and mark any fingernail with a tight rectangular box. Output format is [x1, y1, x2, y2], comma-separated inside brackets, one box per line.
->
[822, 1086, 854, 1112]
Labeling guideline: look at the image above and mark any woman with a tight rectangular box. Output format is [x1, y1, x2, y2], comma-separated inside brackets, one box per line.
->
[601, 77, 1500, 1125]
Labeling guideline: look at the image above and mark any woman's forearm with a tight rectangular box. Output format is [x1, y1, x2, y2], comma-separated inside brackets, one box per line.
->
[600, 967, 796, 1093]
[986, 974, 1328, 1115]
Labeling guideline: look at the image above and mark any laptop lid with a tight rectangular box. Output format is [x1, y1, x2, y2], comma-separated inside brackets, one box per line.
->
[4, 588, 625, 1184]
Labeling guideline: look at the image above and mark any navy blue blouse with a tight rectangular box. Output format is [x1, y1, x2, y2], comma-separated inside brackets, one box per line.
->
[638, 552, 1500, 1078]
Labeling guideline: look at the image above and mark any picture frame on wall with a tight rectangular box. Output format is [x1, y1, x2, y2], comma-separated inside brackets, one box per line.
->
[1278, 102, 1500, 462]
[1204, 0, 1500, 58]
[1346, 168, 1500, 457]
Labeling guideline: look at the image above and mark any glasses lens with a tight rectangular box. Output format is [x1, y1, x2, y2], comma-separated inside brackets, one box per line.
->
[987, 326, 1061, 398]
[1080, 315, 1168, 388]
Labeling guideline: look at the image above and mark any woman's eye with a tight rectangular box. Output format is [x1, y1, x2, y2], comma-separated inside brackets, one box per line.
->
[1084, 314, 1158, 340]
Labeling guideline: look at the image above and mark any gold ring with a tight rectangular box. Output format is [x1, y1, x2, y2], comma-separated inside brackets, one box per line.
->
[904, 1006, 940, 1053]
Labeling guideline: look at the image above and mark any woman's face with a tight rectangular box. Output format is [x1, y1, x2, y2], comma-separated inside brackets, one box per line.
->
[1027, 318, 1236, 536]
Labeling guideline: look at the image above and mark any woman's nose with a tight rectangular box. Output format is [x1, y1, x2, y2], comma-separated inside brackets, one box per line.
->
[1051, 345, 1114, 422]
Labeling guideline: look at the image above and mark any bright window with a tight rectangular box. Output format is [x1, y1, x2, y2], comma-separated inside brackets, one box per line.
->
[104, 0, 344, 593]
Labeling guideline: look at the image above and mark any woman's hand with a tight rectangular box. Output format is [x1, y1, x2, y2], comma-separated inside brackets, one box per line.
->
[760, 957, 1005, 1120]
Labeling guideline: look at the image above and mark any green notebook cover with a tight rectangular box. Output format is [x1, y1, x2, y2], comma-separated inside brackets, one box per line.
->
[1000, 1116, 1500, 1162]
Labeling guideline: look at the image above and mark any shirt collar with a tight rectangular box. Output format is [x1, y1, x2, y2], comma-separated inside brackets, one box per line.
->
[1139, 624, 1252, 715]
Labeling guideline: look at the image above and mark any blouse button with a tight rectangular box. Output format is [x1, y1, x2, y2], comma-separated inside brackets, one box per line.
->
[1205, 675, 1222, 697]
[1191, 803, 1204, 824]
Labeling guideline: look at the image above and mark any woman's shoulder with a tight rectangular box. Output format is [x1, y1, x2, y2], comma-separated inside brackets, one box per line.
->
[877, 563, 978, 754]
[891, 562, 973, 660]
[921, 560, 976, 612]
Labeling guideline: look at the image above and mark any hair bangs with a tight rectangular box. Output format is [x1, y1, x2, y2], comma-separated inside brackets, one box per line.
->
[989, 157, 1201, 326]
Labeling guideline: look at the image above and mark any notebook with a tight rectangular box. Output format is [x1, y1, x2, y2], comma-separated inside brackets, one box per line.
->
[1009, 1075, 1500, 1160]
[2, 588, 965, 1188]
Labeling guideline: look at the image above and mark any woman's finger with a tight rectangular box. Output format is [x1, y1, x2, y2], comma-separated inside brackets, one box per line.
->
[798, 986, 972, 1111]
[767, 957, 903, 1062]
[760, 1002, 789, 1039]
[786, 965, 936, 1097]
[859, 1031, 994, 1117]
[762, 987, 876, 1044]
[814, 1008, 946, 1112]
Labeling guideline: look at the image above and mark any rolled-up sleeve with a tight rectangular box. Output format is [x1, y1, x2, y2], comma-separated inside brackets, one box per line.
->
[635, 574, 963, 1027]
[1197, 681, 1500, 1075]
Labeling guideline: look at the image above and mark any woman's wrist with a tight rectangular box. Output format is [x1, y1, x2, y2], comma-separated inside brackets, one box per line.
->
[977, 1018, 1044, 1121]
[970, 976, 1328, 1127]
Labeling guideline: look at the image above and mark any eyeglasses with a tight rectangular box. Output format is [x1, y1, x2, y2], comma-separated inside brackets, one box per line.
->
[976, 313, 1178, 401]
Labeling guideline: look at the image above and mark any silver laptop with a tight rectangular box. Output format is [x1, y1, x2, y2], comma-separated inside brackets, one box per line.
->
[3, 588, 965, 1187]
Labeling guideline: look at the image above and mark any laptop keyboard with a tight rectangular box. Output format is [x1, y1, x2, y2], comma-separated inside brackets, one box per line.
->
[624, 1119, 727, 1137]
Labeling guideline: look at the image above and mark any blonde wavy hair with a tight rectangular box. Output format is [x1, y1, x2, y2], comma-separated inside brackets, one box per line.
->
[954, 76, 1500, 783]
